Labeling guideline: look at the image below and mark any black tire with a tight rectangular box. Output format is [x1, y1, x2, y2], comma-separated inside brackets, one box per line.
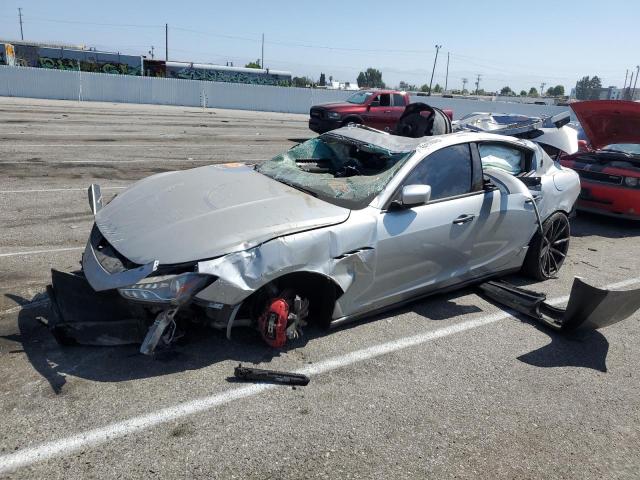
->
[521, 211, 570, 280]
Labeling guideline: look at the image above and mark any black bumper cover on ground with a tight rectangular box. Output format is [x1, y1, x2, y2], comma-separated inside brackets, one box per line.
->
[479, 277, 640, 332]
[47, 269, 147, 346]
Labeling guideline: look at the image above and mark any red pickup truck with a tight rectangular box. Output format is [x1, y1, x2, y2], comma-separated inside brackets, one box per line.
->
[309, 90, 411, 134]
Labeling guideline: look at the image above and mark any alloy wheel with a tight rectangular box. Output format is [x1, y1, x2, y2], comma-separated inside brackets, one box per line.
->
[539, 217, 570, 277]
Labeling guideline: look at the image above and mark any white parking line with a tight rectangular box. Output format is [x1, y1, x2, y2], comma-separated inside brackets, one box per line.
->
[0, 275, 637, 474]
[0, 247, 84, 258]
[0, 186, 127, 194]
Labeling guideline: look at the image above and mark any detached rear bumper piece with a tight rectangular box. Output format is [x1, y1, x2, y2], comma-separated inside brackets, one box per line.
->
[47, 269, 147, 346]
[479, 277, 640, 332]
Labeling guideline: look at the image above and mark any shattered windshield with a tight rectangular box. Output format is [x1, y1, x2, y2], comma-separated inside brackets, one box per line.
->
[346, 91, 373, 105]
[256, 135, 413, 209]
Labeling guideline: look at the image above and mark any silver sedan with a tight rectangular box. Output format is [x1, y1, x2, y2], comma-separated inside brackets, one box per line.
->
[48, 126, 580, 354]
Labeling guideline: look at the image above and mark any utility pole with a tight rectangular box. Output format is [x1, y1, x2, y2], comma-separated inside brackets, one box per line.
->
[475, 74, 481, 95]
[629, 72, 635, 100]
[148, 46, 155, 59]
[428, 44, 442, 95]
[261, 33, 264, 69]
[623, 69, 629, 89]
[633, 65, 640, 100]
[165, 24, 168, 62]
[444, 51, 450, 93]
[18, 8, 24, 40]
[462, 77, 468, 94]
[540, 82, 546, 97]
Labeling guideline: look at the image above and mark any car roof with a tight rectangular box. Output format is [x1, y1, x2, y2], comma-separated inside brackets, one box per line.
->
[323, 126, 533, 154]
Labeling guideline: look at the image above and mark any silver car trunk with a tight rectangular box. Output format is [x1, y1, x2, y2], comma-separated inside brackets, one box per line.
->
[94, 164, 350, 265]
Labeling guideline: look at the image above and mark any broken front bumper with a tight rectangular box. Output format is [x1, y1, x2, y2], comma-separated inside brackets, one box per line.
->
[47, 269, 148, 346]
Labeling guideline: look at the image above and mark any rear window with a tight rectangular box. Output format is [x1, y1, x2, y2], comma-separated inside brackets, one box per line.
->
[393, 94, 406, 107]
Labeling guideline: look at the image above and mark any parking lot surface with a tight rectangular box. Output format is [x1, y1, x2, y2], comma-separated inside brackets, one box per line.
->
[0, 97, 639, 479]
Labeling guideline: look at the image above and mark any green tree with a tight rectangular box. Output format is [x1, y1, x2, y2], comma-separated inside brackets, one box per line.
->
[546, 85, 565, 97]
[500, 86, 513, 96]
[575, 76, 602, 100]
[433, 83, 443, 93]
[519, 90, 527, 96]
[292, 76, 314, 88]
[528, 87, 539, 97]
[319, 73, 326, 86]
[357, 68, 385, 88]
[245, 59, 261, 69]
[420, 84, 429, 92]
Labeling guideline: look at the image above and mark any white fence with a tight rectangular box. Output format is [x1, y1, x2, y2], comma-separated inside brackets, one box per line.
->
[0, 65, 572, 120]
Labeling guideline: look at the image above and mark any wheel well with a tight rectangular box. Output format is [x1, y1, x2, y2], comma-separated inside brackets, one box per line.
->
[239, 272, 343, 327]
[342, 116, 362, 125]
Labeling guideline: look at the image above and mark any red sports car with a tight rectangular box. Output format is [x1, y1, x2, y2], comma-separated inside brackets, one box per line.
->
[561, 101, 640, 220]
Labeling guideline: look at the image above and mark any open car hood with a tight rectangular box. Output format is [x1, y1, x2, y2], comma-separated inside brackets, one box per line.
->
[570, 100, 640, 150]
[94, 164, 350, 265]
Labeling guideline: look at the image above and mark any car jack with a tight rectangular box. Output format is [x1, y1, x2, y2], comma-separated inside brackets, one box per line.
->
[478, 277, 640, 332]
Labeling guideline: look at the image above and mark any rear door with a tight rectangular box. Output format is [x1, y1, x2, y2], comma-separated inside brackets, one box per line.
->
[389, 93, 407, 130]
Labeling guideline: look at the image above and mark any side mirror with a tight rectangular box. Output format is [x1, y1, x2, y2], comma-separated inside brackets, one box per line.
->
[400, 184, 431, 207]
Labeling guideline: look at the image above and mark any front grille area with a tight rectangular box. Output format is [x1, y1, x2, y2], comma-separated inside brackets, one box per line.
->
[310, 108, 324, 119]
[90, 224, 141, 274]
[575, 169, 623, 185]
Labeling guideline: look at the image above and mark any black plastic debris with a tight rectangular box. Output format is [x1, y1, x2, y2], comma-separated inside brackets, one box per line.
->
[47, 269, 147, 346]
[233, 364, 310, 386]
[478, 277, 640, 332]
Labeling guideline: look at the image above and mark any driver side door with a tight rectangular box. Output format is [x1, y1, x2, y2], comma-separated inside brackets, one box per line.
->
[363, 93, 394, 131]
[358, 143, 536, 313]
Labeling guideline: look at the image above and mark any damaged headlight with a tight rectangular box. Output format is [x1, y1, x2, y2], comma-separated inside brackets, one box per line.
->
[326, 111, 341, 120]
[118, 273, 212, 306]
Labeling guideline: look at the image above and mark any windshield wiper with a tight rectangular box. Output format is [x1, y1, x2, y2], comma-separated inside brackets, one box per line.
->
[278, 180, 318, 197]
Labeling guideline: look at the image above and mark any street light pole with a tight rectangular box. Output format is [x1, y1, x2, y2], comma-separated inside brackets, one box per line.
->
[444, 51, 449, 93]
[633, 65, 640, 100]
[18, 8, 24, 40]
[428, 44, 441, 96]
[165, 24, 168, 62]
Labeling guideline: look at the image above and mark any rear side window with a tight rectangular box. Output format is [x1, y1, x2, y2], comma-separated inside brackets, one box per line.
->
[404, 144, 473, 201]
[393, 94, 406, 107]
[479, 143, 525, 175]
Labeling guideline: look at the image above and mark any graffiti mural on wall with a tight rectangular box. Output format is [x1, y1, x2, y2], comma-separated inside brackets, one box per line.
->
[0, 44, 16, 66]
[166, 66, 291, 86]
[2, 42, 293, 86]
[36, 57, 142, 75]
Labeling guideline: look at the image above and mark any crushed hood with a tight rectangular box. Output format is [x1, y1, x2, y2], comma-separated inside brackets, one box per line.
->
[95, 164, 350, 265]
[571, 100, 640, 149]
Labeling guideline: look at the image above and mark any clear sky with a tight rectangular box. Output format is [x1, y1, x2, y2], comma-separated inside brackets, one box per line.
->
[1, 0, 638, 93]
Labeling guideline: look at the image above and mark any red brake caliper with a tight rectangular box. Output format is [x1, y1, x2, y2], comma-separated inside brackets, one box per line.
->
[258, 292, 309, 348]
[258, 297, 290, 348]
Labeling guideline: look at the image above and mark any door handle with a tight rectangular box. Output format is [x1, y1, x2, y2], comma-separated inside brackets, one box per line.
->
[453, 214, 475, 225]
[384, 110, 392, 113]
